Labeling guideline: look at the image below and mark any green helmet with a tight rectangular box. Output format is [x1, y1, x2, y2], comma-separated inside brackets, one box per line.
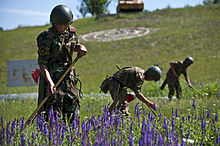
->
[50, 5, 73, 24]
[183, 57, 194, 65]
[144, 66, 162, 81]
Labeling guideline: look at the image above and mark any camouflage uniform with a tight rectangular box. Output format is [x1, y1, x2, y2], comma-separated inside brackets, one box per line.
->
[37, 25, 80, 118]
[101, 67, 145, 113]
[167, 60, 187, 99]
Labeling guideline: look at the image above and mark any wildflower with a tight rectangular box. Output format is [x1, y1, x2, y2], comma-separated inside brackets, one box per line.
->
[130, 122, 133, 133]
[129, 133, 133, 146]
[192, 98, 196, 110]
[21, 133, 26, 146]
[11, 119, 16, 136]
[21, 117, 25, 131]
[72, 119, 76, 130]
[172, 119, 175, 130]
[6, 121, 11, 145]
[215, 112, 218, 122]
[158, 134, 163, 145]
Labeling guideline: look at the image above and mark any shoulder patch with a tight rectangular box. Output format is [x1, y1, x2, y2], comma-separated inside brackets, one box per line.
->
[39, 46, 48, 56]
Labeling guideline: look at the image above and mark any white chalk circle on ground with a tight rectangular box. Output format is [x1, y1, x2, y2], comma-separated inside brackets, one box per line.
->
[81, 27, 150, 42]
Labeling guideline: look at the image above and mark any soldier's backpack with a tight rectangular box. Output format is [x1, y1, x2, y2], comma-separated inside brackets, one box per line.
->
[100, 77, 111, 94]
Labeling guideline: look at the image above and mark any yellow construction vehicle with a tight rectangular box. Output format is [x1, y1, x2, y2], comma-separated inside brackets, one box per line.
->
[117, 0, 144, 13]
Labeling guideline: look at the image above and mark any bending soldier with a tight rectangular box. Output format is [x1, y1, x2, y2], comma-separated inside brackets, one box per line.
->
[37, 5, 87, 120]
[100, 66, 162, 115]
[160, 57, 194, 100]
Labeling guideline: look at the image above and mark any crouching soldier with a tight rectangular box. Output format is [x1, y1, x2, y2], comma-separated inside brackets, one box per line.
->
[160, 57, 194, 100]
[100, 66, 162, 115]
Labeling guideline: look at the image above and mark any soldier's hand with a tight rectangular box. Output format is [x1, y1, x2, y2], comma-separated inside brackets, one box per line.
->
[188, 83, 193, 88]
[48, 81, 56, 94]
[77, 44, 87, 58]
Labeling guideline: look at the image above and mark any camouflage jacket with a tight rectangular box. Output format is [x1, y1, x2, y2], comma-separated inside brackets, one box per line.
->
[113, 67, 145, 92]
[37, 25, 78, 82]
[167, 60, 187, 77]
[37, 26, 79, 107]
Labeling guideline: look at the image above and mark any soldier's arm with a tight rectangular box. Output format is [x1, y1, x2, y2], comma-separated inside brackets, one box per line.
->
[170, 62, 178, 77]
[39, 64, 56, 94]
[74, 44, 87, 58]
[134, 90, 156, 110]
[184, 73, 193, 88]
[68, 27, 87, 58]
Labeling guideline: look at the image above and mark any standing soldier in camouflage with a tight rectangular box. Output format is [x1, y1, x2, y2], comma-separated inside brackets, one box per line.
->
[160, 57, 194, 100]
[100, 66, 162, 115]
[37, 5, 87, 120]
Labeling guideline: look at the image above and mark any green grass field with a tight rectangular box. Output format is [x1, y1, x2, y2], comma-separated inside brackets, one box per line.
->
[0, 5, 220, 94]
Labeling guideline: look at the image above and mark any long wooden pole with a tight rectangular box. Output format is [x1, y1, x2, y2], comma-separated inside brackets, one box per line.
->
[23, 56, 79, 130]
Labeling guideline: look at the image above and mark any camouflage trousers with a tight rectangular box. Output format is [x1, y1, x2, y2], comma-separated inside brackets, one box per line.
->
[167, 76, 182, 99]
[103, 77, 130, 115]
[38, 69, 80, 122]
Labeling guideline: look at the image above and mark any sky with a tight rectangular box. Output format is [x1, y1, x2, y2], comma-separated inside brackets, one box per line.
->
[0, 0, 204, 30]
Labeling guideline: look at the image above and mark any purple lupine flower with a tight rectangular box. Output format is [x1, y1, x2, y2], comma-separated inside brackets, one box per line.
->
[176, 109, 178, 117]
[6, 121, 11, 145]
[215, 112, 218, 122]
[94, 134, 99, 146]
[44, 123, 48, 136]
[154, 103, 157, 111]
[172, 108, 174, 118]
[21, 133, 26, 146]
[201, 120, 206, 129]
[11, 119, 16, 136]
[130, 122, 133, 133]
[139, 136, 144, 146]
[111, 134, 114, 145]
[158, 134, 163, 145]
[154, 131, 158, 144]
[21, 117, 25, 131]
[172, 119, 175, 130]
[117, 130, 120, 144]
[81, 120, 86, 134]
[192, 98, 196, 110]
[207, 110, 211, 119]
[31, 133, 35, 145]
[216, 133, 219, 144]
[148, 111, 152, 121]
[186, 131, 190, 140]
[163, 118, 167, 129]
[129, 133, 133, 146]
[188, 115, 191, 122]
[171, 130, 175, 142]
[72, 119, 76, 130]
[182, 115, 185, 123]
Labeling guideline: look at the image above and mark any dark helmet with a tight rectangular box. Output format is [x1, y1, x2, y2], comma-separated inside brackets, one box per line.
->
[183, 57, 194, 65]
[144, 66, 162, 81]
[50, 5, 73, 24]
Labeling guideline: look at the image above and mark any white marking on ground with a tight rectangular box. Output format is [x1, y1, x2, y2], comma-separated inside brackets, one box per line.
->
[81, 27, 150, 42]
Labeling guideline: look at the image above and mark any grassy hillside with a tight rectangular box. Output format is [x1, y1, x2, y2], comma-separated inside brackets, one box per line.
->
[0, 5, 220, 94]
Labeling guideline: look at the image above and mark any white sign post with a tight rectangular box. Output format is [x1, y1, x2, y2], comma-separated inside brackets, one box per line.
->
[6, 60, 39, 98]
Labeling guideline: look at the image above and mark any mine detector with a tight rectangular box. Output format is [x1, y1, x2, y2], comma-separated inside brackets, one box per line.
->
[117, 0, 144, 13]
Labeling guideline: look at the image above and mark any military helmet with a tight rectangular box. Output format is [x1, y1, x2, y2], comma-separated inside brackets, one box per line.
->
[183, 57, 194, 65]
[144, 66, 162, 81]
[50, 5, 73, 24]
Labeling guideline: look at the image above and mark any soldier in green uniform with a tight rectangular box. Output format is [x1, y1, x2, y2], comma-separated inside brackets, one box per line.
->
[100, 66, 162, 115]
[37, 5, 87, 120]
[160, 57, 194, 100]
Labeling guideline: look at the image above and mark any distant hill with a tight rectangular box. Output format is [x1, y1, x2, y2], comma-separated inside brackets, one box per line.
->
[0, 5, 219, 94]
